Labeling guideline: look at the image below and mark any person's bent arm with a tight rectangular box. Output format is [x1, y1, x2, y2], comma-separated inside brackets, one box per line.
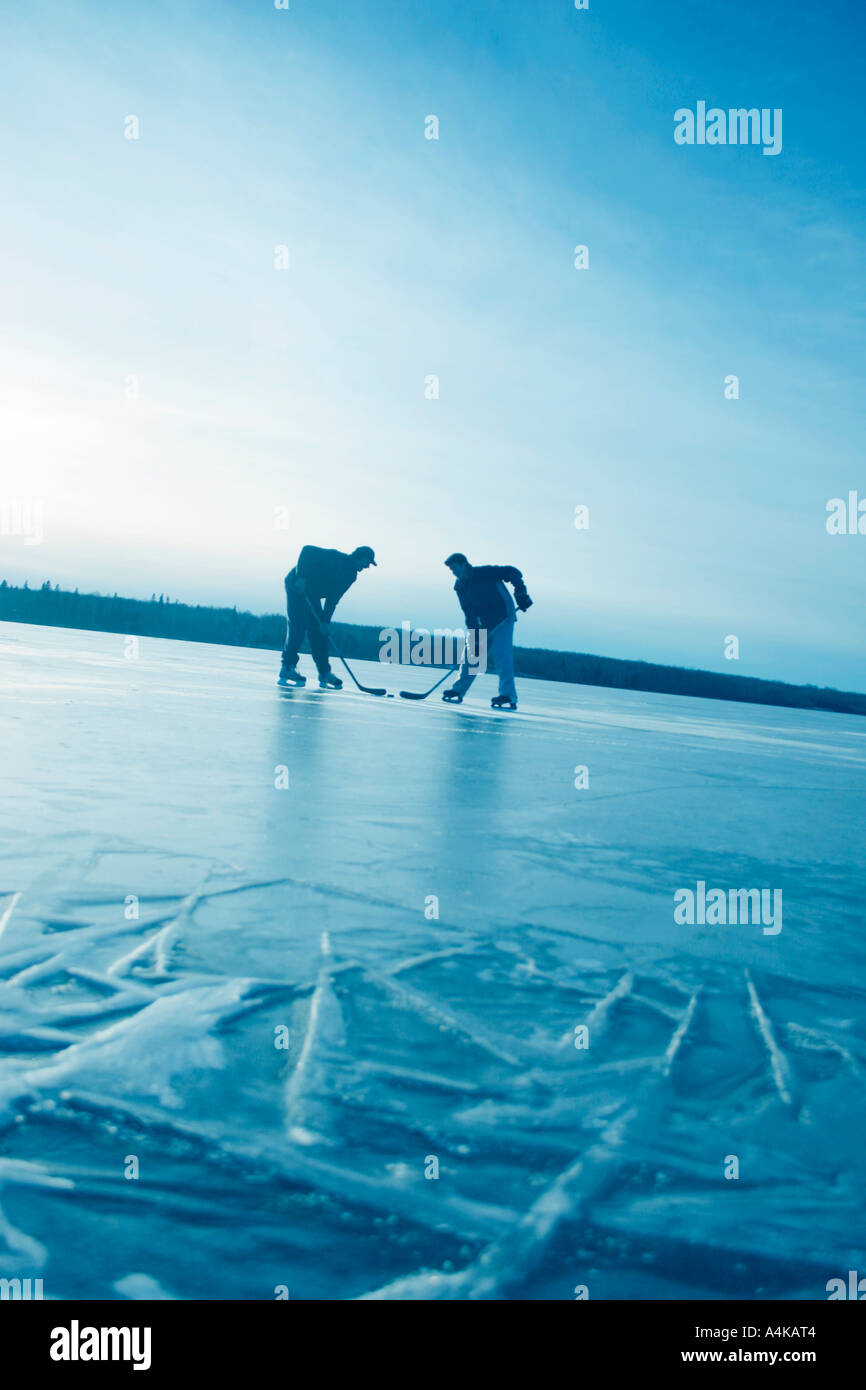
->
[459, 604, 482, 641]
[492, 565, 523, 586]
[494, 565, 532, 610]
[321, 580, 353, 624]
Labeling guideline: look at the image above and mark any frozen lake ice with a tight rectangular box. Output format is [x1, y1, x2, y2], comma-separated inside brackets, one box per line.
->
[1, 621, 865, 1300]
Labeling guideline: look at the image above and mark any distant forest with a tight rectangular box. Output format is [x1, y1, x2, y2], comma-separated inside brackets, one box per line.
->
[2, 579, 864, 717]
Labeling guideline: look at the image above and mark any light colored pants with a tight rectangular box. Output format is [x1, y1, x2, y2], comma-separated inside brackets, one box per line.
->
[452, 620, 516, 700]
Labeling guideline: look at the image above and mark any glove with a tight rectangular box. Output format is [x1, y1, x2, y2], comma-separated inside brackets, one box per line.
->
[515, 591, 533, 612]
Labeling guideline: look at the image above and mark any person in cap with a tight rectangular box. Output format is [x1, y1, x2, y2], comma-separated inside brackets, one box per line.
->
[278, 544, 377, 688]
[441, 553, 532, 710]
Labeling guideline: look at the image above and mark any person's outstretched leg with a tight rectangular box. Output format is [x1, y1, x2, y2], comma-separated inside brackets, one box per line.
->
[442, 636, 479, 702]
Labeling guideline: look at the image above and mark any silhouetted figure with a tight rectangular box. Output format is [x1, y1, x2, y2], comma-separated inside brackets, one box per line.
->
[279, 545, 376, 688]
[441, 553, 533, 710]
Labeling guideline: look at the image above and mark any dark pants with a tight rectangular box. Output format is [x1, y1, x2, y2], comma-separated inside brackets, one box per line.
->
[281, 584, 331, 677]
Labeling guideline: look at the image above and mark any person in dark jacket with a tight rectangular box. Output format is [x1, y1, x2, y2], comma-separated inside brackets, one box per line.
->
[278, 544, 376, 688]
[442, 553, 532, 709]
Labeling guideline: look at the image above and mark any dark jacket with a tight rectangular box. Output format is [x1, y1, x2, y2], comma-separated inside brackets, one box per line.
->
[286, 546, 358, 622]
[454, 564, 528, 631]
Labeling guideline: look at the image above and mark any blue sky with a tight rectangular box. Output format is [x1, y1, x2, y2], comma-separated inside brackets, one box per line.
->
[1, 0, 864, 687]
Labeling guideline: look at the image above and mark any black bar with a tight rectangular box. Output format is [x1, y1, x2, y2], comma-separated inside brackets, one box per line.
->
[2, 1299, 862, 1375]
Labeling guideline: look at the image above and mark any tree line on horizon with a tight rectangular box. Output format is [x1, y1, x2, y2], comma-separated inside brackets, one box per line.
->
[1, 579, 863, 717]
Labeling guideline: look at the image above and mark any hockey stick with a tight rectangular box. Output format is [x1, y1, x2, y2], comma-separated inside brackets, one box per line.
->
[305, 596, 387, 696]
[399, 621, 507, 700]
